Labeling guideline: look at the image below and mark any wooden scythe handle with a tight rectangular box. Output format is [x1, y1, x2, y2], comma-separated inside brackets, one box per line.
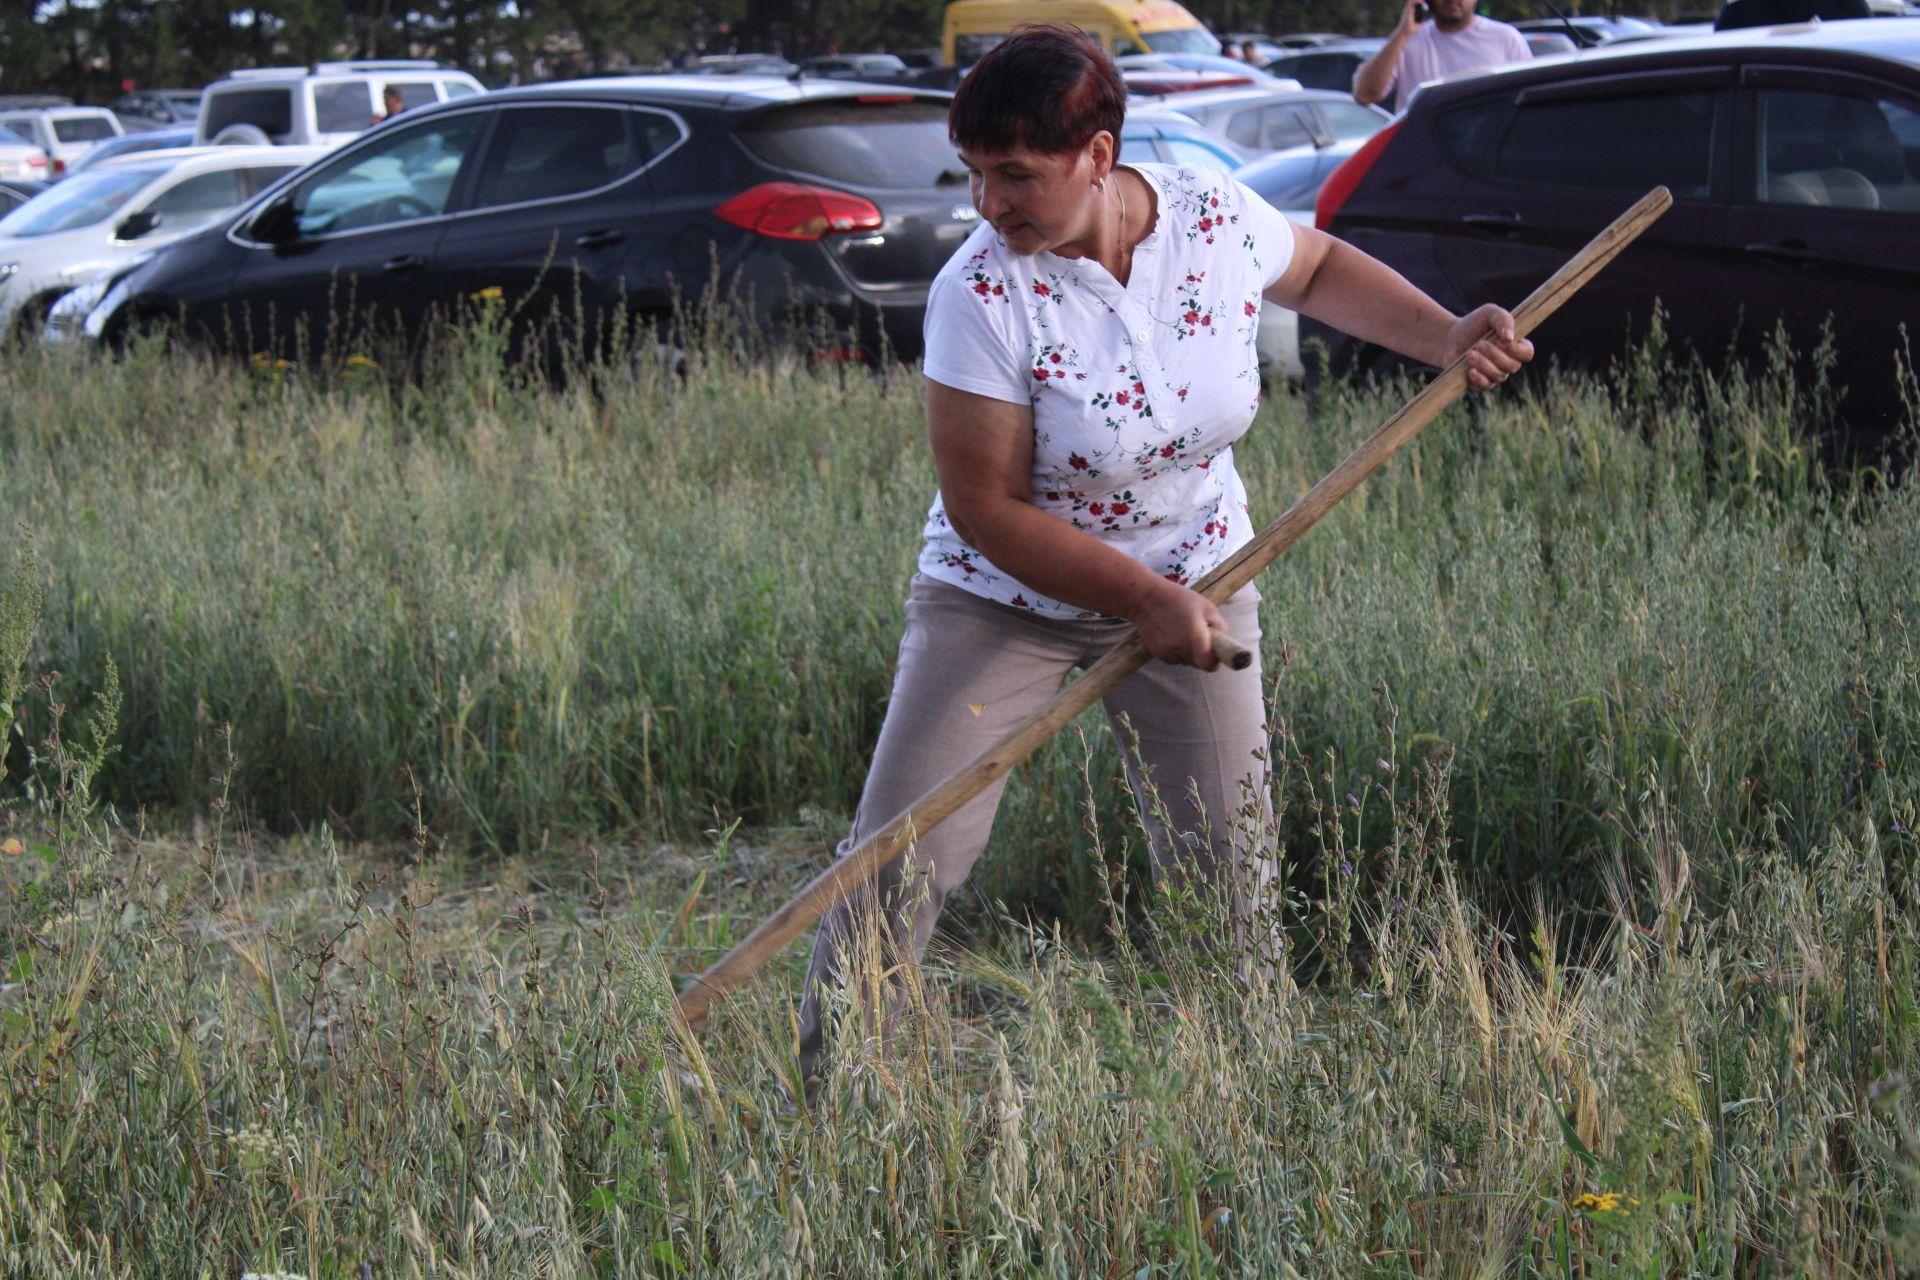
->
[675, 185, 1673, 1031]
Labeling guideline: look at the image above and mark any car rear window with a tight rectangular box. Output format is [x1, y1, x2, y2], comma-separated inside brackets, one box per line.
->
[1491, 90, 1715, 198]
[53, 116, 118, 143]
[314, 82, 375, 133]
[204, 88, 293, 139]
[735, 99, 956, 187]
[0, 126, 28, 146]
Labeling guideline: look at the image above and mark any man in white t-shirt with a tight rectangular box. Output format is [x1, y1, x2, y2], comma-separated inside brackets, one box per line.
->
[1352, 0, 1531, 114]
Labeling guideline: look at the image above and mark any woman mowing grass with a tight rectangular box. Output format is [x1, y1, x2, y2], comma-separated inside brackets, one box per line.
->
[795, 22, 1534, 1094]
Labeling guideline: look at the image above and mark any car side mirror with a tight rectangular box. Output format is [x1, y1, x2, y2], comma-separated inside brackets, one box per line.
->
[115, 208, 161, 240]
[249, 194, 300, 244]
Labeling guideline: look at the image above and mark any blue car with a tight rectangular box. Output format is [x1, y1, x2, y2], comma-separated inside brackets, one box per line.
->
[1118, 105, 1242, 169]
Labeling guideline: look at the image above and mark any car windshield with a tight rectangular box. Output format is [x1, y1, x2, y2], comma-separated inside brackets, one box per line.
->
[1143, 28, 1223, 55]
[163, 94, 201, 119]
[736, 99, 958, 186]
[0, 164, 160, 235]
[53, 115, 118, 143]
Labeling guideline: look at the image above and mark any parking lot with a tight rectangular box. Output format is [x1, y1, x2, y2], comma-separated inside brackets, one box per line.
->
[2, 14, 1917, 436]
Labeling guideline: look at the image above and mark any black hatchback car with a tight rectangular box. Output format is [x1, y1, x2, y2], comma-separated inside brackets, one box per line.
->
[1304, 20, 1920, 439]
[88, 76, 977, 363]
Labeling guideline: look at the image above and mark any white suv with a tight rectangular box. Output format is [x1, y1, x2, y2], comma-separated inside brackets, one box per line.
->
[194, 61, 484, 149]
[0, 107, 124, 177]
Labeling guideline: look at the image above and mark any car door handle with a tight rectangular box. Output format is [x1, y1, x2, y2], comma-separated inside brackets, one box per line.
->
[1460, 211, 1527, 235]
[1743, 239, 1816, 267]
[382, 254, 425, 274]
[574, 229, 625, 248]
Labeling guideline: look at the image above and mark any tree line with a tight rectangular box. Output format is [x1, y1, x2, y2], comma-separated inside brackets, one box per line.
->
[5, 0, 1689, 102]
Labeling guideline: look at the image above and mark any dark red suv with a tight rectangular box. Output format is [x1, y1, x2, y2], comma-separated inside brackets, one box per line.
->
[1304, 20, 1920, 441]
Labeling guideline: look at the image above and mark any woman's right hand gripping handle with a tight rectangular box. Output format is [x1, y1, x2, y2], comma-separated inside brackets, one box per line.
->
[1126, 575, 1229, 673]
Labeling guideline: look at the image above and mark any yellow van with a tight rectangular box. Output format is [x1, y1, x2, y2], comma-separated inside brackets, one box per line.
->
[942, 0, 1220, 65]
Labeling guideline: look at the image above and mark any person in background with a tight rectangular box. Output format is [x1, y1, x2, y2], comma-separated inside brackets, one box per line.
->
[1241, 39, 1265, 68]
[377, 85, 406, 123]
[1352, 0, 1530, 114]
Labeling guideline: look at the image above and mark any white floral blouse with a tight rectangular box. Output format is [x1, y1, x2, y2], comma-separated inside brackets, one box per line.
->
[919, 162, 1296, 617]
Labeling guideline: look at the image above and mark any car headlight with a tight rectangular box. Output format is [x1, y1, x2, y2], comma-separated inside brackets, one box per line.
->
[0, 263, 17, 279]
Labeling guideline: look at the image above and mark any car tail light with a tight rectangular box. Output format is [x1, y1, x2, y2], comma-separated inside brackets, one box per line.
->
[1314, 121, 1400, 232]
[25, 154, 48, 171]
[50, 156, 65, 176]
[715, 183, 883, 241]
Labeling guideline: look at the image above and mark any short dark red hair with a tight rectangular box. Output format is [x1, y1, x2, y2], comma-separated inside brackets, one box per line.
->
[949, 24, 1127, 156]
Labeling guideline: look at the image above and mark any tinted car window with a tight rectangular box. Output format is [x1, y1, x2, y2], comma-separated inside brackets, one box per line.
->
[204, 89, 293, 138]
[444, 81, 479, 100]
[470, 107, 639, 208]
[53, 116, 117, 143]
[292, 113, 483, 235]
[314, 82, 376, 133]
[1224, 107, 1262, 148]
[0, 126, 28, 145]
[1435, 98, 1507, 172]
[0, 165, 158, 235]
[735, 100, 956, 186]
[1756, 87, 1920, 214]
[383, 81, 440, 111]
[144, 168, 244, 230]
[1318, 101, 1389, 142]
[1493, 90, 1715, 197]
[1269, 53, 1359, 92]
[1260, 105, 1316, 150]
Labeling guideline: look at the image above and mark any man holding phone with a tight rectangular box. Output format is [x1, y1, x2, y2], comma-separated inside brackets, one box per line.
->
[1352, 0, 1530, 113]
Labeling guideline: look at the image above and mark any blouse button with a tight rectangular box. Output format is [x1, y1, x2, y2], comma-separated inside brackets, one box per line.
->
[1134, 329, 1148, 342]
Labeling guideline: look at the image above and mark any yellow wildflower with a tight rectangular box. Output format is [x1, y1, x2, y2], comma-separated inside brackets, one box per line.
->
[474, 286, 505, 302]
[345, 354, 378, 368]
[0, 837, 22, 856]
[1571, 1191, 1640, 1215]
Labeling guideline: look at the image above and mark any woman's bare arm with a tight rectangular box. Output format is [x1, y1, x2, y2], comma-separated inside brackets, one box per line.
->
[1266, 219, 1533, 388]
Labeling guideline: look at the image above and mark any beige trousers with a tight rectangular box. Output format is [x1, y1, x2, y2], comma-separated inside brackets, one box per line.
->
[797, 574, 1274, 1081]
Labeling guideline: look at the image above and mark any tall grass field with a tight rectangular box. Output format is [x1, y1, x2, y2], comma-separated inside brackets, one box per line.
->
[0, 324, 1915, 1277]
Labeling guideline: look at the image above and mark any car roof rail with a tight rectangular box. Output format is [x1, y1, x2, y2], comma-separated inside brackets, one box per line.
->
[310, 59, 444, 73]
[225, 67, 310, 79]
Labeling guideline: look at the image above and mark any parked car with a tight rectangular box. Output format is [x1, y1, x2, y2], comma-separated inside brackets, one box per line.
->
[680, 53, 800, 76]
[0, 145, 322, 336]
[1117, 51, 1294, 80]
[65, 125, 197, 175]
[1269, 33, 1570, 98]
[110, 89, 203, 132]
[193, 60, 484, 148]
[1118, 104, 1245, 168]
[1122, 67, 1266, 97]
[78, 77, 977, 365]
[799, 53, 910, 80]
[1303, 18, 1920, 441]
[1263, 40, 1384, 93]
[0, 179, 47, 217]
[1161, 85, 1392, 160]
[1510, 16, 1664, 46]
[0, 107, 124, 177]
[0, 125, 51, 181]
[1269, 32, 1352, 50]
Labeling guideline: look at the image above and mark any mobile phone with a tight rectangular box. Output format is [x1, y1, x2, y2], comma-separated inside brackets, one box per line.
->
[1413, 3, 1431, 20]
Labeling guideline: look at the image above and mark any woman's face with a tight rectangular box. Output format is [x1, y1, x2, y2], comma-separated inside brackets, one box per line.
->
[957, 132, 1112, 259]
